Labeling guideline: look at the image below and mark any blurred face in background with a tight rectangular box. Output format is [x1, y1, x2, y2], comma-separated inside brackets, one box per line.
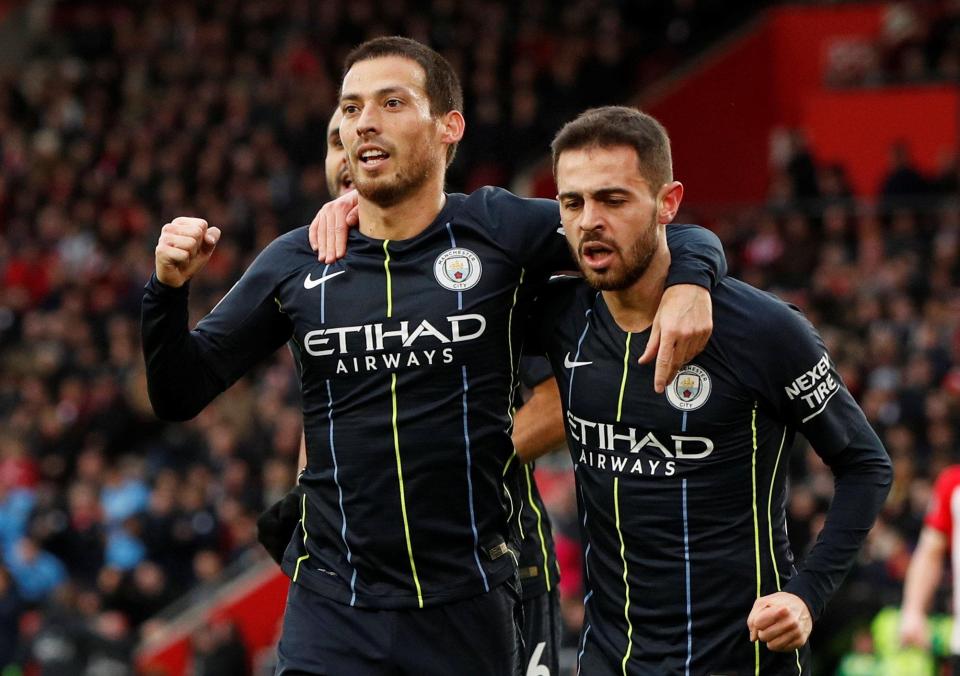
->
[339, 56, 449, 206]
[325, 109, 352, 198]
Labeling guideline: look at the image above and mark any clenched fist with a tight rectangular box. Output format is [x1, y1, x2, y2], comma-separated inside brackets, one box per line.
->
[747, 592, 812, 652]
[155, 217, 221, 288]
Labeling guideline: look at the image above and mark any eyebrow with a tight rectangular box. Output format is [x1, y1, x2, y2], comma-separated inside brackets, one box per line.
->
[340, 86, 412, 102]
[558, 187, 632, 200]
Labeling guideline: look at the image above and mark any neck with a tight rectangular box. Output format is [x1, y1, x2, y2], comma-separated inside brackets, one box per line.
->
[602, 228, 670, 333]
[357, 169, 447, 241]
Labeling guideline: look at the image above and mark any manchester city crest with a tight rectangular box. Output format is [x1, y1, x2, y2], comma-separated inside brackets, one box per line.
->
[434, 248, 482, 291]
[665, 364, 712, 411]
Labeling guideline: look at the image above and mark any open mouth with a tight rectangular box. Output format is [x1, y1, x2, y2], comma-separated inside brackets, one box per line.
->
[358, 146, 391, 169]
[580, 240, 617, 270]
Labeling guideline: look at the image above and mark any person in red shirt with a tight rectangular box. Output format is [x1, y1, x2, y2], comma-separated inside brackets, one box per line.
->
[901, 465, 960, 667]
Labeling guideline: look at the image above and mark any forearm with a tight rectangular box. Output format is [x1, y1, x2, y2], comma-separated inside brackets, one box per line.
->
[664, 224, 727, 290]
[901, 530, 946, 616]
[141, 275, 230, 420]
[784, 423, 893, 620]
[513, 379, 565, 463]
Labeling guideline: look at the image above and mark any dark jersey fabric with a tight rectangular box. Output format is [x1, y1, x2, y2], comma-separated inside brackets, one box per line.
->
[515, 356, 561, 601]
[532, 276, 892, 675]
[142, 187, 726, 610]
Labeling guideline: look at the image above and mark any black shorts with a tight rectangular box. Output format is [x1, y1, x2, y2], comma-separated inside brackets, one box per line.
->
[521, 588, 562, 676]
[276, 580, 522, 676]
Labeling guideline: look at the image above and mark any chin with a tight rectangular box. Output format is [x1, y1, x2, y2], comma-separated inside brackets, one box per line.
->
[356, 179, 408, 207]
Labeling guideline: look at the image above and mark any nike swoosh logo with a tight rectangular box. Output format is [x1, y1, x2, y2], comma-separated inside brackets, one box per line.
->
[564, 353, 593, 369]
[303, 270, 345, 289]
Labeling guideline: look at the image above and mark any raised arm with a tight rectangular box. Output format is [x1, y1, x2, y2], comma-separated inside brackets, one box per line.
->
[141, 218, 295, 421]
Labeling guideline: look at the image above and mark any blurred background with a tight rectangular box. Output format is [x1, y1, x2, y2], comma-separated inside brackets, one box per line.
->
[0, 0, 957, 674]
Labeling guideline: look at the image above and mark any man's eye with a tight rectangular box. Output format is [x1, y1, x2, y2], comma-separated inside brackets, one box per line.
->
[385, 98, 402, 108]
[563, 201, 582, 210]
[342, 104, 359, 115]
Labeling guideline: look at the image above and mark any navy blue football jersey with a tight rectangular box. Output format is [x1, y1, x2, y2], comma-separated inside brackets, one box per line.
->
[532, 276, 890, 675]
[142, 187, 726, 610]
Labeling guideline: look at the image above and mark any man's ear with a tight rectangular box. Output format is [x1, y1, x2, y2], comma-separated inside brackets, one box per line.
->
[438, 110, 466, 146]
[657, 181, 684, 224]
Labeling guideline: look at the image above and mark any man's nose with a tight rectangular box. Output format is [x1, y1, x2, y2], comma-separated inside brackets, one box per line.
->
[356, 105, 380, 136]
[579, 201, 604, 231]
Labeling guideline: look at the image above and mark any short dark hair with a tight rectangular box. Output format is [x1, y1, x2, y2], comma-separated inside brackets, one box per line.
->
[551, 106, 673, 191]
[344, 37, 463, 165]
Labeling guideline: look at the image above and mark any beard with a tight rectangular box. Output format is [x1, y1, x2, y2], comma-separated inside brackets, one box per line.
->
[573, 215, 660, 291]
[349, 149, 434, 207]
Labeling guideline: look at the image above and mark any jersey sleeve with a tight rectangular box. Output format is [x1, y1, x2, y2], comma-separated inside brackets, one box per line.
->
[719, 283, 892, 619]
[523, 276, 582, 358]
[472, 187, 573, 279]
[141, 235, 297, 421]
[726, 289, 867, 456]
[518, 356, 553, 389]
[926, 468, 960, 536]
[664, 224, 727, 290]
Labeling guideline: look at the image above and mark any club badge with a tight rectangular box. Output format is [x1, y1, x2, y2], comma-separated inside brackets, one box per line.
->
[434, 248, 482, 291]
[666, 364, 712, 411]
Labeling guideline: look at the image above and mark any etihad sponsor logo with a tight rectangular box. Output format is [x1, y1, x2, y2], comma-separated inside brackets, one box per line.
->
[302, 314, 486, 375]
[784, 352, 841, 423]
[434, 248, 482, 291]
[577, 449, 676, 477]
[303, 314, 486, 356]
[566, 411, 714, 460]
[333, 348, 454, 374]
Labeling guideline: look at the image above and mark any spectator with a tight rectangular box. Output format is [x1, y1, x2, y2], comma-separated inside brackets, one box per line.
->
[5, 537, 66, 604]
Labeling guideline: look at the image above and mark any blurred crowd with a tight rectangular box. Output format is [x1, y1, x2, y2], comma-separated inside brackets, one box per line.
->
[825, 0, 960, 86]
[0, 0, 957, 674]
[711, 136, 959, 672]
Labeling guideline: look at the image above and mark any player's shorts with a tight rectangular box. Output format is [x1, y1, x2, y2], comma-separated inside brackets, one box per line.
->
[576, 627, 811, 676]
[275, 579, 522, 676]
[521, 587, 562, 676]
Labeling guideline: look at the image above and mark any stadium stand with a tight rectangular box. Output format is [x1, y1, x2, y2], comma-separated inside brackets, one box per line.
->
[0, 0, 957, 674]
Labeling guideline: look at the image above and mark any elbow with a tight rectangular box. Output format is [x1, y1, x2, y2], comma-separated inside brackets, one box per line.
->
[882, 452, 894, 481]
[879, 452, 894, 495]
[150, 401, 200, 423]
[147, 386, 204, 422]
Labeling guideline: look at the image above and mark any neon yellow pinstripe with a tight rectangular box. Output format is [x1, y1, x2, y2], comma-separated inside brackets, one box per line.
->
[383, 240, 393, 317]
[616, 332, 632, 422]
[391, 372, 423, 607]
[525, 464, 551, 591]
[505, 269, 525, 427]
[766, 428, 803, 673]
[502, 451, 517, 476]
[292, 493, 310, 582]
[751, 403, 761, 675]
[614, 477, 633, 675]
